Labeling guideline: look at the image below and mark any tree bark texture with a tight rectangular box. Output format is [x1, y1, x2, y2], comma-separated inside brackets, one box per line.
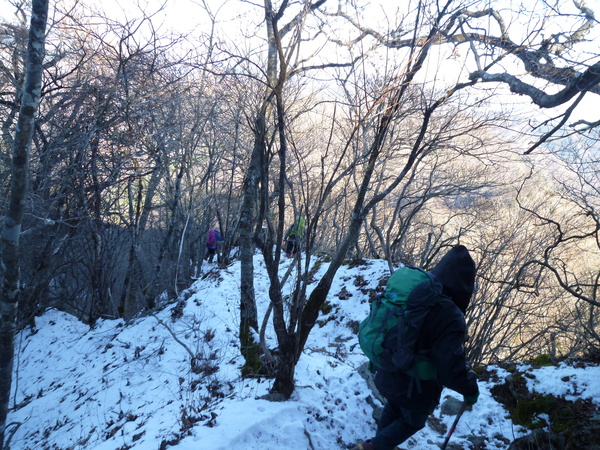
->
[0, 0, 48, 445]
[238, 124, 262, 374]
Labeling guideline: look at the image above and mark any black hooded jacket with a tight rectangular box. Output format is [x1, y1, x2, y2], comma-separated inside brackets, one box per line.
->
[374, 245, 479, 413]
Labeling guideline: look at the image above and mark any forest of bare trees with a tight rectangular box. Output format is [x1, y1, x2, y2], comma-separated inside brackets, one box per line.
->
[1, 0, 599, 441]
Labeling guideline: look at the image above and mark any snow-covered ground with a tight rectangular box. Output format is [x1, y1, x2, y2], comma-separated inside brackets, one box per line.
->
[7, 256, 600, 449]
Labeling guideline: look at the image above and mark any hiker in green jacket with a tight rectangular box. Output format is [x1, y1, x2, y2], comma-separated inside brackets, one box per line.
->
[285, 217, 305, 258]
[353, 245, 479, 450]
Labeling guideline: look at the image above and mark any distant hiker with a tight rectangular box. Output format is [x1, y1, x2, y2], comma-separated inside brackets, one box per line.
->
[352, 245, 479, 450]
[204, 228, 223, 264]
[285, 217, 305, 258]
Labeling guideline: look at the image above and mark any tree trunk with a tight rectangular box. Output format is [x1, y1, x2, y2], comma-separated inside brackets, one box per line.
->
[238, 0, 280, 375]
[154, 165, 185, 302]
[270, 334, 297, 398]
[88, 132, 108, 322]
[0, 0, 48, 445]
[119, 177, 145, 318]
[238, 115, 264, 375]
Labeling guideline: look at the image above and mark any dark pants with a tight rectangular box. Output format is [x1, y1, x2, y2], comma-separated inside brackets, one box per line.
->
[371, 401, 430, 450]
[285, 237, 298, 255]
[205, 247, 217, 263]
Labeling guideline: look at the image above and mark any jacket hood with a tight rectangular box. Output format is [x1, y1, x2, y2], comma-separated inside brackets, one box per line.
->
[430, 245, 476, 313]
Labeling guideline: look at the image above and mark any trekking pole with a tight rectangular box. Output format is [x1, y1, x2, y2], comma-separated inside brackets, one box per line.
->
[440, 401, 468, 450]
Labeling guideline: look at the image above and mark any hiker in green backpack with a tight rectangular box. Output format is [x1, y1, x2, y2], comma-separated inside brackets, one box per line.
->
[352, 245, 479, 450]
[285, 217, 305, 258]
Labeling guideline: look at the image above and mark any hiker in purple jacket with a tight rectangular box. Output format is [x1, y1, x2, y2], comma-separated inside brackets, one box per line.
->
[204, 228, 223, 263]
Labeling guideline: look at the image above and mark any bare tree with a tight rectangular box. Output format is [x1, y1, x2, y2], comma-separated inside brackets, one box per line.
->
[511, 145, 600, 357]
[8, 3, 224, 322]
[0, 0, 48, 444]
[236, 0, 332, 376]
[236, 0, 496, 397]
[255, 0, 600, 396]
[331, 0, 600, 151]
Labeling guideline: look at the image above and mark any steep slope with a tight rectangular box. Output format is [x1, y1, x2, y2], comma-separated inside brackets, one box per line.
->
[6, 256, 600, 449]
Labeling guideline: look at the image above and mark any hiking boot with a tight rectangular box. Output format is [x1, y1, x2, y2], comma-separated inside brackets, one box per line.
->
[351, 440, 376, 450]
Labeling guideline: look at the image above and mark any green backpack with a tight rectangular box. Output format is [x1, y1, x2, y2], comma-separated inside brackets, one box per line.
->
[290, 218, 305, 239]
[358, 266, 449, 379]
